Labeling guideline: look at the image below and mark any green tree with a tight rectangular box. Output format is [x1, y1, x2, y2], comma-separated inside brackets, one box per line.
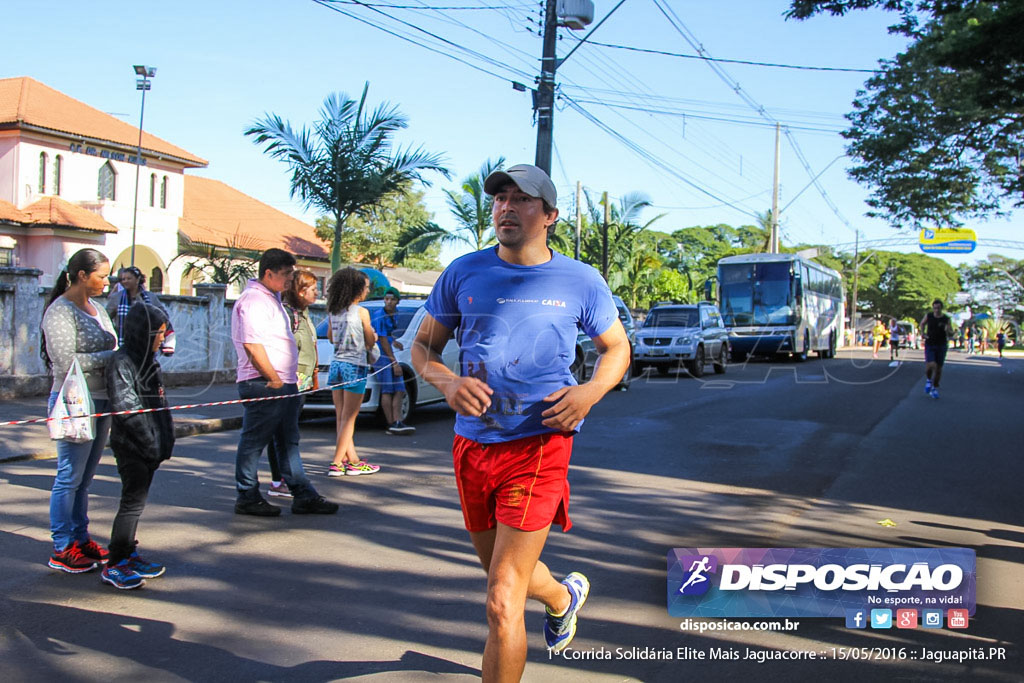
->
[787, 1, 1024, 227]
[552, 191, 663, 279]
[246, 83, 449, 271]
[396, 158, 504, 258]
[959, 254, 1024, 318]
[316, 183, 442, 270]
[856, 251, 960, 319]
[649, 268, 693, 306]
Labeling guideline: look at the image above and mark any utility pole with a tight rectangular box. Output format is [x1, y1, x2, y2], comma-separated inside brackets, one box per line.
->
[849, 230, 876, 346]
[575, 180, 582, 261]
[851, 229, 859, 344]
[770, 122, 780, 254]
[601, 191, 610, 281]
[534, 0, 559, 175]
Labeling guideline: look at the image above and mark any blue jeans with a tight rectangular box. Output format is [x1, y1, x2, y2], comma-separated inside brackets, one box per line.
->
[235, 381, 316, 502]
[48, 393, 112, 552]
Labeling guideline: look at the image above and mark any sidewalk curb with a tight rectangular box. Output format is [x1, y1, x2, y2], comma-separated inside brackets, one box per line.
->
[0, 416, 244, 464]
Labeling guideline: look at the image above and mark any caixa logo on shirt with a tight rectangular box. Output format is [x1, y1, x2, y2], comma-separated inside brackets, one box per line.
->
[542, 299, 567, 307]
[667, 548, 976, 618]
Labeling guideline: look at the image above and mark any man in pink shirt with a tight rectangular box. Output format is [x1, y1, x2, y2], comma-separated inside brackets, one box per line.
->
[231, 248, 338, 516]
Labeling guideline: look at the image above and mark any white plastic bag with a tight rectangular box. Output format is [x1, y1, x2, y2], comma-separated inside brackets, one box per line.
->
[48, 357, 95, 443]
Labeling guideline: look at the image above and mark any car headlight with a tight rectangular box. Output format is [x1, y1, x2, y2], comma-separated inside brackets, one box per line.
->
[676, 336, 691, 345]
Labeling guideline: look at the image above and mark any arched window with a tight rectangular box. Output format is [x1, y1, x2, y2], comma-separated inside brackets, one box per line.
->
[149, 173, 156, 207]
[160, 176, 168, 209]
[38, 152, 48, 194]
[53, 155, 62, 195]
[150, 267, 164, 293]
[98, 161, 116, 200]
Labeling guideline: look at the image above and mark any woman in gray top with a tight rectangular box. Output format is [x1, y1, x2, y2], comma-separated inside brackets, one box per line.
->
[40, 248, 117, 574]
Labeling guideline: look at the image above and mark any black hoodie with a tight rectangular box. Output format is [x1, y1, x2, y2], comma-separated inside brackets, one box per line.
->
[105, 303, 175, 463]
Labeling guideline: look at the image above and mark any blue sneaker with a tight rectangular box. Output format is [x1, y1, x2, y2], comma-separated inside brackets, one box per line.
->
[544, 572, 590, 652]
[930, 388, 940, 399]
[924, 380, 932, 395]
[128, 551, 166, 578]
[101, 561, 145, 590]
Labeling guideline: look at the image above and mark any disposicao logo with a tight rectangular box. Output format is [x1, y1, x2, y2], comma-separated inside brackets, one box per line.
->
[676, 555, 718, 596]
[667, 548, 976, 619]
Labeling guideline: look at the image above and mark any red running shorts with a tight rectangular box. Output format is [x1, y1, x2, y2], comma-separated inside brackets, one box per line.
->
[452, 432, 573, 533]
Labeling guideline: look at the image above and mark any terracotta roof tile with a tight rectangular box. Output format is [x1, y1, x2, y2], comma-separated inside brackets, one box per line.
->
[0, 77, 207, 167]
[0, 199, 24, 223]
[19, 197, 119, 233]
[180, 176, 328, 260]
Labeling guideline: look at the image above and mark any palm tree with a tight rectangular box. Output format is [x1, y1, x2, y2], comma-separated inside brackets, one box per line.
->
[246, 83, 449, 270]
[395, 157, 504, 259]
[171, 229, 261, 292]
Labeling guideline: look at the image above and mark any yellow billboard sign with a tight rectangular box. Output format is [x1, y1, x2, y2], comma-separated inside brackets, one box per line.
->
[919, 228, 977, 254]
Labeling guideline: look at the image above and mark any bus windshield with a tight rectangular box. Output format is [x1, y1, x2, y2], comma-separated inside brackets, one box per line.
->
[719, 261, 795, 326]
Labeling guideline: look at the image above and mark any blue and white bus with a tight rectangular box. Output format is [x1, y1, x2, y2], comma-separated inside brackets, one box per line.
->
[712, 253, 844, 362]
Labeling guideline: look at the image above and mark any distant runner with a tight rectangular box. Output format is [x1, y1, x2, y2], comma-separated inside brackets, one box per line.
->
[920, 299, 954, 399]
[888, 319, 901, 361]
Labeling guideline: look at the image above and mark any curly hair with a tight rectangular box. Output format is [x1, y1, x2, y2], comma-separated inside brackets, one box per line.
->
[325, 267, 368, 314]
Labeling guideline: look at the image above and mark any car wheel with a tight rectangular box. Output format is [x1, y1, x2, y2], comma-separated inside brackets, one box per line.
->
[571, 352, 586, 383]
[615, 353, 633, 391]
[399, 372, 417, 421]
[713, 345, 727, 374]
[687, 346, 705, 378]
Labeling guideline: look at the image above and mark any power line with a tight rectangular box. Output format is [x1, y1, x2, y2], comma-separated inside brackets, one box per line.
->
[651, 0, 857, 236]
[317, 1, 527, 9]
[562, 94, 762, 219]
[587, 40, 880, 73]
[314, 0, 535, 81]
[567, 96, 847, 134]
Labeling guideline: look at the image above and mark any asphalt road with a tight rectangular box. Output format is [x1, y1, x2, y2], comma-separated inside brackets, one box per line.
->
[1, 348, 1020, 682]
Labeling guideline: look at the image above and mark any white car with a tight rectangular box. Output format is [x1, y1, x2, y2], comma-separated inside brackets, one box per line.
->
[303, 299, 460, 421]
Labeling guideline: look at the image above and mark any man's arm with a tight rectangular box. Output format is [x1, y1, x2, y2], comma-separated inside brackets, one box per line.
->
[540, 319, 630, 431]
[242, 343, 283, 389]
[412, 312, 492, 416]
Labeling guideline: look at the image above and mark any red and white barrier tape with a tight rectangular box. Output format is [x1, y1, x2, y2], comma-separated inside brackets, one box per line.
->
[0, 365, 389, 428]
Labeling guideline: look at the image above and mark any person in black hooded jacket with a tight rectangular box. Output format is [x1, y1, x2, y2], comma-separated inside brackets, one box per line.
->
[101, 303, 175, 590]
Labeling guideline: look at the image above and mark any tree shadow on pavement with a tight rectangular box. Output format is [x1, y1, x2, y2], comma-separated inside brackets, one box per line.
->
[2, 597, 478, 681]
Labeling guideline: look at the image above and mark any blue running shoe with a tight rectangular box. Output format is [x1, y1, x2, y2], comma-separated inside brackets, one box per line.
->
[544, 572, 590, 652]
[128, 551, 166, 578]
[924, 380, 932, 395]
[930, 388, 940, 399]
[101, 561, 145, 590]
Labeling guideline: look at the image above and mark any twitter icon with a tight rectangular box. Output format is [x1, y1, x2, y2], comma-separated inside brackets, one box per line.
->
[870, 609, 893, 629]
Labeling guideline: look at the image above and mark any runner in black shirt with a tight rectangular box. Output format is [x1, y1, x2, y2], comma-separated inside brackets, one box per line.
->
[919, 299, 954, 399]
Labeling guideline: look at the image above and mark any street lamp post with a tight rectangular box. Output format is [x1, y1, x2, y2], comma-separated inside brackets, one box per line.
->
[130, 65, 156, 267]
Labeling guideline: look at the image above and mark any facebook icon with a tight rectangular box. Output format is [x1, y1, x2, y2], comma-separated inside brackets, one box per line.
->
[845, 609, 867, 629]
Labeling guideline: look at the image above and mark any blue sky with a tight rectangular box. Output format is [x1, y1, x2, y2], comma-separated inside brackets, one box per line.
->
[5, 0, 1020, 267]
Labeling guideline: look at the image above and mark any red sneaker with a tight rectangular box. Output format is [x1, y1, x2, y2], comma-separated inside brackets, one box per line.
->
[76, 539, 109, 564]
[48, 545, 98, 573]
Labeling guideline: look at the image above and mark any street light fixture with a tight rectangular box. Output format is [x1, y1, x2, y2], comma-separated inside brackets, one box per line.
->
[129, 65, 156, 267]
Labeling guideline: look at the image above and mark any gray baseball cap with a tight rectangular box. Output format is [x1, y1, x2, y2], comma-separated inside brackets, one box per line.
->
[483, 164, 557, 207]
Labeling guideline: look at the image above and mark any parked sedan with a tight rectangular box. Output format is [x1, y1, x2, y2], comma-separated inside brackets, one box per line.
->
[304, 299, 459, 421]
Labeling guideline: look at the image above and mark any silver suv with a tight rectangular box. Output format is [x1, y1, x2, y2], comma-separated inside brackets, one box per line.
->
[634, 302, 729, 377]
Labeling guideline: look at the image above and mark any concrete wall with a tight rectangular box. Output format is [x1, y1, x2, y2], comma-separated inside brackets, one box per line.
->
[0, 269, 253, 398]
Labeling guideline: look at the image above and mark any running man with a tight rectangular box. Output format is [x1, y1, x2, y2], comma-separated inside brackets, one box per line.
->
[412, 164, 630, 681]
[888, 319, 901, 361]
[920, 299, 954, 399]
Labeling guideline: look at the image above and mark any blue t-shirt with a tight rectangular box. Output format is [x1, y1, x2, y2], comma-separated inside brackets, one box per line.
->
[371, 307, 398, 368]
[424, 247, 618, 444]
